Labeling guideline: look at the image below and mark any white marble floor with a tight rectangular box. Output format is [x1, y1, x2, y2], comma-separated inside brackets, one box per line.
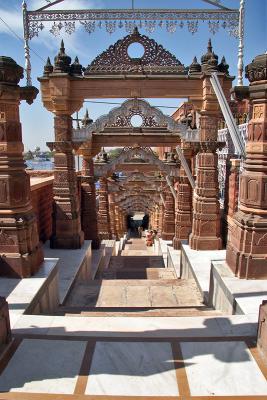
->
[86, 341, 179, 396]
[0, 339, 86, 394]
[181, 341, 267, 396]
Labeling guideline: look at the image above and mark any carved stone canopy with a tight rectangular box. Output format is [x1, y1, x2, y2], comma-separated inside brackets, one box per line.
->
[245, 53, 267, 83]
[84, 27, 187, 75]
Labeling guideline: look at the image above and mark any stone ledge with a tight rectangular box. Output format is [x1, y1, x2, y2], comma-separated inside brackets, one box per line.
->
[12, 314, 257, 339]
[180, 243, 226, 302]
[43, 240, 92, 304]
[0, 258, 59, 328]
[210, 260, 267, 316]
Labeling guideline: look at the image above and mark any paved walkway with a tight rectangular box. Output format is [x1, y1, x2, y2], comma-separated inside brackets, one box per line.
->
[1, 236, 267, 399]
[64, 238, 205, 313]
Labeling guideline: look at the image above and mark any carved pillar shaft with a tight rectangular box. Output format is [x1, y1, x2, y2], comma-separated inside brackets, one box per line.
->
[158, 203, 164, 236]
[226, 56, 267, 278]
[189, 115, 222, 250]
[161, 188, 175, 241]
[97, 177, 111, 239]
[109, 193, 118, 240]
[114, 205, 121, 238]
[50, 115, 84, 249]
[81, 157, 100, 249]
[173, 144, 193, 249]
[0, 57, 43, 277]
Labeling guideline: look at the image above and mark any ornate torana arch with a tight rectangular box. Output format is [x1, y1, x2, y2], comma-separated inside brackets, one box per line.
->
[94, 146, 179, 177]
[73, 98, 198, 143]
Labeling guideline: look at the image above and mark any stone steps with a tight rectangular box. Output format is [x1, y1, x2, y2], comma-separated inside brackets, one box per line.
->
[63, 278, 203, 308]
[57, 305, 220, 317]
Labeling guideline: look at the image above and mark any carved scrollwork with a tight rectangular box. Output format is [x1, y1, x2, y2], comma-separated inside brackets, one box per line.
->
[84, 28, 187, 75]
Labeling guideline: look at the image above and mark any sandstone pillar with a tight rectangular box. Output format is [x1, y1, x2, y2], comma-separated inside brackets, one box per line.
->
[158, 203, 164, 236]
[226, 159, 240, 218]
[226, 53, 267, 278]
[173, 143, 193, 249]
[49, 115, 84, 249]
[0, 56, 43, 277]
[161, 188, 175, 240]
[97, 177, 111, 239]
[189, 137, 222, 250]
[114, 205, 121, 238]
[109, 193, 118, 240]
[81, 155, 100, 249]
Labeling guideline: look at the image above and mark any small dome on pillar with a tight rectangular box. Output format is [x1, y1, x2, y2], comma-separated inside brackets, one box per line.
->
[189, 56, 201, 74]
[201, 39, 218, 72]
[43, 57, 53, 76]
[54, 40, 71, 73]
[82, 109, 93, 126]
[218, 56, 229, 74]
[0, 56, 24, 84]
[70, 56, 83, 76]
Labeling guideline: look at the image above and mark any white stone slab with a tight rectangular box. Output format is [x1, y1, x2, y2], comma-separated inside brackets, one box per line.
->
[44, 240, 91, 303]
[0, 259, 58, 328]
[0, 339, 86, 393]
[181, 341, 267, 396]
[86, 341, 178, 396]
[212, 261, 267, 315]
[13, 314, 257, 338]
[181, 244, 226, 299]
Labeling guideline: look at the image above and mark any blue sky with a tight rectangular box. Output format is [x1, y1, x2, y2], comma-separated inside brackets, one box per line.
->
[0, 0, 266, 150]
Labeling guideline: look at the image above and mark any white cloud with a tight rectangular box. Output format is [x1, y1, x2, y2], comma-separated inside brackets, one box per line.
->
[0, 0, 103, 57]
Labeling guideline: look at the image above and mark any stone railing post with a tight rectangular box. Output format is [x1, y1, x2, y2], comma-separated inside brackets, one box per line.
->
[0, 56, 43, 277]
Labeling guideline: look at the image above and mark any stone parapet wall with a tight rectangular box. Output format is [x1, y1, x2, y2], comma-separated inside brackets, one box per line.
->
[30, 176, 54, 243]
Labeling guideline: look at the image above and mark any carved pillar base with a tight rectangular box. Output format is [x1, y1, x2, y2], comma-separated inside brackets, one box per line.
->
[0, 214, 44, 278]
[226, 212, 267, 278]
[189, 142, 222, 250]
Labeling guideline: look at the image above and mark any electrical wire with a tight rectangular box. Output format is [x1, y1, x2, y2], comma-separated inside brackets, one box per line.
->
[0, 16, 46, 63]
[84, 100, 179, 109]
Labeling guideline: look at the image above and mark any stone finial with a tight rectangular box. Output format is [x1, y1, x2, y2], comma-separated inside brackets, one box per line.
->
[54, 40, 71, 73]
[70, 56, 83, 76]
[189, 56, 201, 74]
[43, 57, 53, 76]
[95, 147, 109, 164]
[218, 56, 229, 75]
[0, 56, 24, 85]
[245, 53, 267, 83]
[82, 109, 93, 126]
[201, 39, 218, 72]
